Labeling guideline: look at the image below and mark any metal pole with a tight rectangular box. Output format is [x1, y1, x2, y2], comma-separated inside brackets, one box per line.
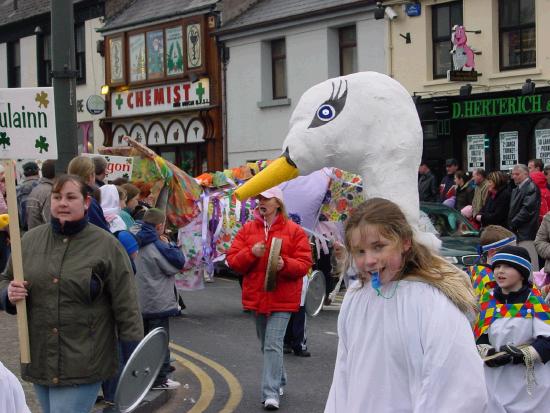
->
[51, 0, 78, 173]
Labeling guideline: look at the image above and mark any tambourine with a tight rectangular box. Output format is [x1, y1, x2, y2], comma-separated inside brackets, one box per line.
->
[265, 237, 282, 291]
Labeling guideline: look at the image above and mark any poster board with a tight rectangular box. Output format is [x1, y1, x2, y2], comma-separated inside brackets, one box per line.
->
[499, 131, 518, 170]
[82, 153, 134, 182]
[466, 134, 486, 171]
[535, 129, 550, 166]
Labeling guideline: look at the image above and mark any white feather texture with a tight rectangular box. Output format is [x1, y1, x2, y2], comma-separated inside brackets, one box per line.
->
[283, 71, 441, 250]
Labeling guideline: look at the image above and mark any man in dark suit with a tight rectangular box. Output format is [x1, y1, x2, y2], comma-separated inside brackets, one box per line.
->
[418, 161, 438, 202]
[508, 163, 541, 270]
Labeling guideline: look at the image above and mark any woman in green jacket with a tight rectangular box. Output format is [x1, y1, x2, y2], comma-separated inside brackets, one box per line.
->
[0, 174, 143, 413]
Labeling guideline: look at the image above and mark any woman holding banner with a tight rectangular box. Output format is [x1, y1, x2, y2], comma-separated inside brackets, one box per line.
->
[0, 174, 143, 413]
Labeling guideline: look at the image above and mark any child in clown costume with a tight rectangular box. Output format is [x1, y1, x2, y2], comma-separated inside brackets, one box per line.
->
[475, 246, 550, 412]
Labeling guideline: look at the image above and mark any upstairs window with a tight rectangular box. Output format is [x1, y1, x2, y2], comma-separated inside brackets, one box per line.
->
[339, 25, 357, 76]
[7, 40, 21, 88]
[432, 1, 463, 79]
[75, 23, 86, 84]
[499, 0, 536, 70]
[271, 38, 287, 99]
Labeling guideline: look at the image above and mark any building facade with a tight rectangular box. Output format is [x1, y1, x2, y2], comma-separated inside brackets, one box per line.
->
[99, 0, 226, 175]
[0, 0, 106, 154]
[217, 0, 384, 167]
[383, 0, 550, 177]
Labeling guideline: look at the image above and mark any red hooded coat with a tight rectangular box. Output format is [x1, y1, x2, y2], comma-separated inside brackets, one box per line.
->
[226, 211, 312, 315]
[530, 171, 550, 223]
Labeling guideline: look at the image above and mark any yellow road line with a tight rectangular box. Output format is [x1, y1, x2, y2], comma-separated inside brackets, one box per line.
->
[170, 342, 243, 413]
[172, 352, 215, 413]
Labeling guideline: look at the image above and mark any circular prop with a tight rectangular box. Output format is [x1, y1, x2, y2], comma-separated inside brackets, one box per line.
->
[305, 270, 326, 317]
[114, 327, 168, 413]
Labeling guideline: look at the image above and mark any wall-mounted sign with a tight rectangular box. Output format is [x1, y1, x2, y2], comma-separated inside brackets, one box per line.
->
[187, 23, 202, 68]
[110, 79, 210, 117]
[82, 153, 134, 181]
[535, 129, 550, 166]
[109, 36, 125, 84]
[405, 3, 421, 17]
[499, 131, 518, 169]
[452, 94, 549, 119]
[86, 95, 105, 115]
[166, 26, 184, 76]
[448, 25, 478, 82]
[466, 134, 486, 171]
[0, 87, 58, 159]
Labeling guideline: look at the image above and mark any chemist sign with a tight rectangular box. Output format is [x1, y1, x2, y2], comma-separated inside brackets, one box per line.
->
[499, 131, 518, 169]
[0, 87, 58, 159]
[466, 134, 485, 171]
[535, 129, 550, 166]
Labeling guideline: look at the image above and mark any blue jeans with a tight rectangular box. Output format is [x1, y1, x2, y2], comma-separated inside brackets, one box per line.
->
[34, 382, 101, 413]
[255, 312, 291, 402]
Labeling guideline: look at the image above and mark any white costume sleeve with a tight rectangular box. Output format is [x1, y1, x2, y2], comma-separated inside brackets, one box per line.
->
[0, 361, 30, 413]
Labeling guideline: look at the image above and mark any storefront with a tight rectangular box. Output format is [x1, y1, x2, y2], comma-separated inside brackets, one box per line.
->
[99, 12, 223, 176]
[418, 87, 550, 177]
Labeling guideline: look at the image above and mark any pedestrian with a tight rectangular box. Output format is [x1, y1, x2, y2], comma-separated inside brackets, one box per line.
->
[134, 208, 185, 390]
[439, 158, 458, 202]
[476, 171, 511, 229]
[67, 156, 110, 232]
[454, 170, 474, 211]
[283, 275, 310, 357]
[472, 168, 489, 217]
[528, 158, 544, 173]
[324, 198, 487, 413]
[0, 361, 30, 413]
[226, 187, 312, 411]
[26, 159, 56, 230]
[120, 183, 140, 229]
[475, 246, 550, 412]
[0, 174, 143, 413]
[543, 164, 550, 190]
[99, 184, 127, 233]
[534, 210, 550, 294]
[530, 170, 550, 223]
[418, 161, 437, 202]
[16, 161, 40, 231]
[508, 164, 541, 271]
[93, 156, 108, 187]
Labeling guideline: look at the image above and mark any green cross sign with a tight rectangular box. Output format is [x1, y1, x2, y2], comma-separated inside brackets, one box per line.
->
[115, 94, 124, 110]
[195, 82, 205, 102]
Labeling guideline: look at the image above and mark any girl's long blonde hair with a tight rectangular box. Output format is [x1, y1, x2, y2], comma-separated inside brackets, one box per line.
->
[344, 198, 476, 314]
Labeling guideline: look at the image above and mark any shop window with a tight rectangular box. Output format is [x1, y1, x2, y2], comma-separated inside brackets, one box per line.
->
[432, 1, 463, 79]
[339, 25, 357, 76]
[271, 38, 287, 99]
[38, 33, 52, 87]
[7, 40, 21, 88]
[155, 144, 206, 176]
[499, 0, 535, 70]
[75, 23, 86, 84]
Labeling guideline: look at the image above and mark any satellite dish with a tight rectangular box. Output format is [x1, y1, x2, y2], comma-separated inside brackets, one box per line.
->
[105, 327, 168, 413]
[305, 270, 326, 317]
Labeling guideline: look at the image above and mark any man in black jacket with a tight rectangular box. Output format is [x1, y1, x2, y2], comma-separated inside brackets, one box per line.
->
[508, 164, 541, 270]
[418, 161, 438, 202]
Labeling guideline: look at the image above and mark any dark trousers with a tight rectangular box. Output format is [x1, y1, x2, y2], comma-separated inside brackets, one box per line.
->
[284, 306, 307, 351]
[143, 317, 171, 385]
[316, 248, 334, 296]
[101, 340, 139, 402]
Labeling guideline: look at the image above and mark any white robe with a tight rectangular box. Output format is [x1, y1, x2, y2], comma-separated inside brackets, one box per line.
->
[325, 280, 488, 413]
[484, 317, 550, 413]
[0, 361, 30, 413]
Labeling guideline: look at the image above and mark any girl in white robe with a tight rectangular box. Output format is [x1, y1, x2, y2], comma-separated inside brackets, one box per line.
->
[325, 198, 488, 413]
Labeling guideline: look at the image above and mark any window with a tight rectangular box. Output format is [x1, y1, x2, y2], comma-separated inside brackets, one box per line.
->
[271, 39, 287, 99]
[499, 0, 535, 70]
[339, 26, 357, 76]
[7, 40, 21, 88]
[432, 1, 463, 79]
[38, 33, 52, 86]
[75, 23, 86, 84]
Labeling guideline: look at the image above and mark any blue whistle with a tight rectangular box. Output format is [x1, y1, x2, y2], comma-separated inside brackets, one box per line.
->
[371, 271, 381, 290]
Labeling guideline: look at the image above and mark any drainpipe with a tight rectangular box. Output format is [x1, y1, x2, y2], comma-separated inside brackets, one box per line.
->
[387, 18, 394, 77]
[221, 43, 229, 169]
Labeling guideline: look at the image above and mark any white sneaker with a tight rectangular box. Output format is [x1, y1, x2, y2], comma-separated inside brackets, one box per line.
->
[279, 387, 284, 396]
[152, 378, 181, 390]
[264, 398, 279, 410]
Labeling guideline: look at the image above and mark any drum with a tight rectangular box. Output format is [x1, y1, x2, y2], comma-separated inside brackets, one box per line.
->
[265, 237, 282, 292]
[305, 270, 326, 317]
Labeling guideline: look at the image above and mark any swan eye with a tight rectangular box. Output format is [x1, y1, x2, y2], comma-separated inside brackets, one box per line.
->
[316, 104, 335, 122]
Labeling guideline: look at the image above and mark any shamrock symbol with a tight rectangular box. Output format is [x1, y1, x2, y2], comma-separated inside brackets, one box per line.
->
[0, 132, 10, 149]
[35, 91, 49, 109]
[35, 136, 49, 153]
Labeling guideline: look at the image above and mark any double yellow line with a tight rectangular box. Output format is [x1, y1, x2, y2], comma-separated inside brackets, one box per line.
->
[169, 342, 243, 413]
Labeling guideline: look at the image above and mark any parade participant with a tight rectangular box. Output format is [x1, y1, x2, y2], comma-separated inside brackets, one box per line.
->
[227, 187, 312, 411]
[283, 275, 310, 357]
[26, 159, 56, 230]
[120, 183, 140, 229]
[67, 156, 110, 232]
[467, 225, 516, 300]
[325, 198, 487, 413]
[475, 246, 550, 412]
[0, 174, 143, 413]
[16, 161, 40, 231]
[134, 208, 185, 390]
[93, 156, 107, 187]
[99, 184, 127, 234]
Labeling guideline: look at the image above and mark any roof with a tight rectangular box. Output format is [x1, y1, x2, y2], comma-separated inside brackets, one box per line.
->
[100, 0, 218, 33]
[219, 0, 377, 34]
[0, 0, 85, 26]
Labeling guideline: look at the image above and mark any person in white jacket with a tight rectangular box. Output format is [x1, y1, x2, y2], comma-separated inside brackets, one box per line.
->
[325, 198, 488, 413]
[0, 361, 30, 413]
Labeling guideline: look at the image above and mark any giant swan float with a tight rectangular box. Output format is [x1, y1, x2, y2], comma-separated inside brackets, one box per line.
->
[235, 71, 440, 249]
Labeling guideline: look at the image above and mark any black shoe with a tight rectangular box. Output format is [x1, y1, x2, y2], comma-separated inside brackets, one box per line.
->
[168, 365, 176, 373]
[283, 346, 292, 354]
[294, 349, 311, 357]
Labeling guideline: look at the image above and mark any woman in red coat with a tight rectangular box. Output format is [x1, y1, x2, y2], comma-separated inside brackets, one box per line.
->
[227, 186, 312, 410]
